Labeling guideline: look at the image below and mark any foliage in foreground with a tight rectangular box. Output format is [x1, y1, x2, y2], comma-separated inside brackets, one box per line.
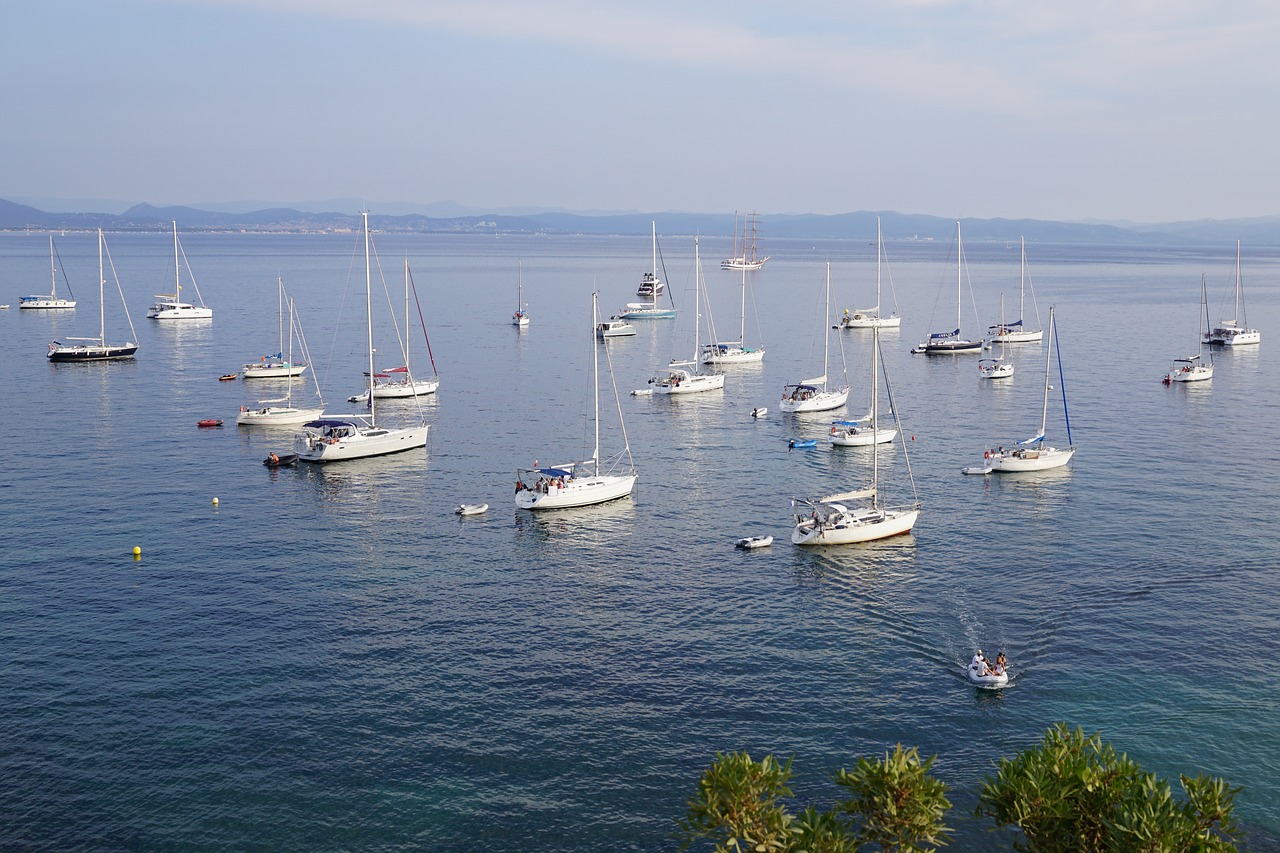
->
[680, 725, 1241, 852]
[680, 745, 950, 852]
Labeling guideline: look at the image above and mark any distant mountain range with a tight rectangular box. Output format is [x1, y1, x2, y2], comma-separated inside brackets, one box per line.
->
[3, 197, 1279, 245]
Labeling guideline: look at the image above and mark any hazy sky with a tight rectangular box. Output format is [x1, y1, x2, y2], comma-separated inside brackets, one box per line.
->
[5, 0, 1279, 221]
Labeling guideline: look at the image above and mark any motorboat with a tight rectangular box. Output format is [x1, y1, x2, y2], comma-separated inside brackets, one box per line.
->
[967, 662, 1009, 689]
[263, 453, 298, 467]
[788, 438, 818, 449]
[597, 318, 636, 338]
[456, 503, 489, 516]
[735, 535, 773, 549]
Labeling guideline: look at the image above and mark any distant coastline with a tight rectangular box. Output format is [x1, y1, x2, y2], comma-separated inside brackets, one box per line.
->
[3, 197, 1279, 245]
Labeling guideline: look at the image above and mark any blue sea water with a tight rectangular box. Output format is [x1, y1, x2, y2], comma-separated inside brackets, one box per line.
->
[2, 229, 1278, 851]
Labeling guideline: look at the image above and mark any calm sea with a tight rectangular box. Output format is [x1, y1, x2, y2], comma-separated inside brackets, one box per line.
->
[2, 229, 1278, 851]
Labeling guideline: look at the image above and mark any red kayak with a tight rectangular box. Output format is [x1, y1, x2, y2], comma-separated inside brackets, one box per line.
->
[197, 419, 224, 428]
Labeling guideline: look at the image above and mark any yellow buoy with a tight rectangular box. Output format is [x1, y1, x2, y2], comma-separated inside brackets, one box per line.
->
[212, 497, 220, 506]
[132, 546, 142, 559]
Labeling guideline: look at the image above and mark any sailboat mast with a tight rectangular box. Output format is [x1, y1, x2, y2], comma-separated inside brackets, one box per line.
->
[871, 324, 880, 509]
[651, 221, 658, 306]
[363, 212, 377, 425]
[1234, 240, 1243, 325]
[172, 221, 180, 300]
[592, 291, 601, 476]
[694, 238, 702, 360]
[875, 216, 883, 312]
[1019, 237, 1027, 322]
[286, 296, 296, 407]
[1040, 306, 1054, 440]
[404, 258, 411, 366]
[277, 277, 285, 357]
[49, 235, 57, 298]
[956, 221, 963, 334]
[824, 260, 832, 387]
[97, 229, 106, 346]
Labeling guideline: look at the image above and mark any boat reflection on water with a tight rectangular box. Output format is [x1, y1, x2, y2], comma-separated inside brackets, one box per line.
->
[515, 497, 637, 545]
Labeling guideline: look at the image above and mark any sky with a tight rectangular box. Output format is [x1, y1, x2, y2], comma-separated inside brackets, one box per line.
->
[4, 0, 1280, 222]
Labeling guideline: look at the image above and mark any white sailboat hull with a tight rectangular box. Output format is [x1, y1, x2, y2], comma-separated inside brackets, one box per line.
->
[781, 387, 849, 413]
[236, 405, 325, 426]
[19, 297, 76, 309]
[792, 505, 918, 545]
[243, 362, 308, 379]
[1206, 326, 1260, 346]
[986, 445, 1074, 472]
[1167, 365, 1213, 382]
[841, 313, 900, 329]
[991, 329, 1043, 343]
[618, 305, 676, 320]
[298, 423, 428, 462]
[701, 345, 765, 364]
[922, 339, 983, 354]
[349, 377, 440, 401]
[829, 426, 897, 446]
[653, 373, 725, 394]
[516, 474, 636, 509]
[147, 302, 212, 320]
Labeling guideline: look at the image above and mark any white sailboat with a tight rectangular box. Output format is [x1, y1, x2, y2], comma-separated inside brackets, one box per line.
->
[987, 237, 1043, 343]
[794, 326, 920, 544]
[840, 216, 900, 329]
[516, 291, 637, 510]
[1205, 241, 1260, 346]
[829, 321, 898, 447]
[967, 306, 1075, 473]
[237, 292, 325, 426]
[1164, 275, 1214, 384]
[915, 220, 983, 354]
[347, 258, 441, 402]
[721, 210, 770, 270]
[978, 356, 1015, 380]
[702, 251, 765, 365]
[781, 261, 849, 413]
[618, 222, 677, 320]
[147, 222, 212, 320]
[243, 277, 309, 379]
[512, 261, 530, 327]
[19, 236, 77, 309]
[651, 238, 726, 395]
[297, 213, 429, 462]
[47, 230, 138, 362]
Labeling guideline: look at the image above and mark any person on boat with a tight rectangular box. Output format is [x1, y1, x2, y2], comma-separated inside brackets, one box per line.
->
[516, 479, 524, 493]
[971, 650, 990, 676]
[992, 653, 1007, 676]
[268, 452, 279, 465]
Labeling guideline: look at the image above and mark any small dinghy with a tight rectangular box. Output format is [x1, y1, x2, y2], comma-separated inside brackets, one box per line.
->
[197, 419, 224, 427]
[751, 407, 768, 418]
[968, 663, 1009, 688]
[631, 388, 654, 396]
[788, 438, 817, 449]
[961, 465, 993, 475]
[735, 535, 773, 549]
[456, 503, 489, 516]
[219, 374, 238, 381]
[263, 453, 298, 467]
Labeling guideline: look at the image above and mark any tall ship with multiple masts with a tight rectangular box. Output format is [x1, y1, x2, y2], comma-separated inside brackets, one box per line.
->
[721, 210, 769, 271]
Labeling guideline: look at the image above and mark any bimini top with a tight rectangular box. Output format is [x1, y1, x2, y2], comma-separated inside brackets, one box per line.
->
[303, 419, 360, 429]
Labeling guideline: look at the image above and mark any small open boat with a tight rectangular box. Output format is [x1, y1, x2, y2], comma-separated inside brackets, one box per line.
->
[751, 407, 767, 418]
[788, 438, 817, 449]
[263, 453, 298, 467]
[197, 419, 224, 427]
[967, 662, 1009, 689]
[219, 374, 238, 381]
[735, 535, 773, 549]
[456, 503, 489, 516]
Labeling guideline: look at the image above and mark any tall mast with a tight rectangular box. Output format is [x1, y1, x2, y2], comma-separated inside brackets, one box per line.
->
[1039, 305, 1054, 442]
[823, 260, 832, 388]
[285, 295, 295, 408]
[956, 221, 963, 334]
[591, 290, 601, 475]
[1234, 240, 1243, 325]
[363, 212, 377, 426]
[650, 221, 658, 307]
[404, 258, 411, 366]
[97, 229, 106, 345]
[49, 235, 57, 298]
[738, 266, 747, 345]
[172, 221, 181, 300]
[875, 216, 883, 312]
[693, 238, 702, 361]
[1019, 237, 1027, 322]
[871, 324, 880, 508]
[277, 277, 285, 357]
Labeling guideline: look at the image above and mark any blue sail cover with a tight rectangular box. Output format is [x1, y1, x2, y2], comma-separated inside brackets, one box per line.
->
[1018, 432, 1045, 445]
[930, 329, 960, 339]
[537, 468, 573, 477]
